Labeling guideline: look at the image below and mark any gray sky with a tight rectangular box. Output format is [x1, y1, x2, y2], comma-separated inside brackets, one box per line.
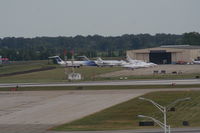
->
[0, 0, 200, 37]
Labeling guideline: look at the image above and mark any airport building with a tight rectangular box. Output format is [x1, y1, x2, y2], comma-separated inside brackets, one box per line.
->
[127, 45, 200, 64]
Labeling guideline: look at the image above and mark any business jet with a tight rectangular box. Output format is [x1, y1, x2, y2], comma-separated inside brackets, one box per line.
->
[95, 57, 124, 67]
[192, 60, 200, 64]
[121, 56, 157, 69]
[127, 56, 157, 67]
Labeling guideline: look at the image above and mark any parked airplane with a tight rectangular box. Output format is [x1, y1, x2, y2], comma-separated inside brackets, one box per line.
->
[192, 60, 200, 64]
[48, 56, 97, 67]
[121, 62, 148, 69]
[77, 56, 97, 66]
[127, 56, 156, 67]
[121, 56, 157, 69]
[95, 57, 123, 67]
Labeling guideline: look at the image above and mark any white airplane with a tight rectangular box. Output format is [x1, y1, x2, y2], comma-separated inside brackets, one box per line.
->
[121, 56, 157, 69]
[126, 56, 157, 67]
[192, 60, 200, 64]
[121, 62, 148, 69]
[48, 56, 97, 67]
[95, 57, 124, 67]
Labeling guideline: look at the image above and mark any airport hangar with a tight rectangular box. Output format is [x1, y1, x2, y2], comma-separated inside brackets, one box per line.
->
[127, 45, 200, 64]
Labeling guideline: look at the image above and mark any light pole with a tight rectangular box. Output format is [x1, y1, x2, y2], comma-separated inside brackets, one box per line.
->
[138, 115, 170, 133]
[138, 97, 191, 133]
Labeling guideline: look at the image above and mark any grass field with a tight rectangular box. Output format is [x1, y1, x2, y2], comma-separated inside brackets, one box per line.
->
[0, 65, 199, 83]
[0, 65, 122, 83]
[0, 60, 50, 75]
[53, 91, 200, 131]
[0, 61, 200, 83]
[106, 74, 200, 80]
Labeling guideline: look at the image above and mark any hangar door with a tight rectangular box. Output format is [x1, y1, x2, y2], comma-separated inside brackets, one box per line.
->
[149, 50, 172, 64]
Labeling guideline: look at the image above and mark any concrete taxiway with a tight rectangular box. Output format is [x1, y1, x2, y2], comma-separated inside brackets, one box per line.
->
[0, 89, 153, 133]
[0, 86, 199, 133]
[0, 79, 200, 88]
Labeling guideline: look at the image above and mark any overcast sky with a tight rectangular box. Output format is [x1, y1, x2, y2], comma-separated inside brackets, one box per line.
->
[0, 0, 200, 37]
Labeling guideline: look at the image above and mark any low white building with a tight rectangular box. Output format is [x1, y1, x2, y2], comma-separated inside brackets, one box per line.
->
[68, 73, 82, 80]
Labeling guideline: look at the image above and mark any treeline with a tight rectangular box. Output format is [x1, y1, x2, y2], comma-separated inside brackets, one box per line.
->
[0, 32, 200, 61]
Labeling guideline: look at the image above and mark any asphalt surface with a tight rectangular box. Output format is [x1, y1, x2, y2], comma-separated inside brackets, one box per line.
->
[48, 128, 200, 133]
[0, 88, 200, 133]
[0, 79, 200, 88]
[0, 79, 200, 133]
[0, 89, 152, 133]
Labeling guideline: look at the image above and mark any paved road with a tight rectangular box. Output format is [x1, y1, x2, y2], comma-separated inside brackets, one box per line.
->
[0, 79, 200, 88]
[48, 128, 200, 133]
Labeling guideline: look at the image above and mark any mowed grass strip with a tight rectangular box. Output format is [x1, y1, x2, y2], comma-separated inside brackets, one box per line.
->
[1, 84, 200, 91]
[0, 61, 200, 83]
[53, 91, 200, 131]
[0, 66, 122, 83]
[100, 73, 200, 80]
[0, 62, 50, 75]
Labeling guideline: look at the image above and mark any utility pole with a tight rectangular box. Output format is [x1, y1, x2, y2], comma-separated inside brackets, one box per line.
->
[138, 97, 191, 133]
[138, 115, 170, 133]
[71, 49, 75, 74]
[64, 49, 68, 79]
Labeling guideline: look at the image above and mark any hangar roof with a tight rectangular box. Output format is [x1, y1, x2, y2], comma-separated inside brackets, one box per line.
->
[127, 45, 200, 54]
[160, 45, 200, 49]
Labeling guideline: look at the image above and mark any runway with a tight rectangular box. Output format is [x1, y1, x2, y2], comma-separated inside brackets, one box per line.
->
[0, 79, 200, 88]
[0, 88, 199, 133]
[0, 89, 151, 133]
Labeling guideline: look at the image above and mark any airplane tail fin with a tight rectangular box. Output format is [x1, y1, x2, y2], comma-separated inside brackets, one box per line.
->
[77, 56, 90, 61]
[48, 56, 65, 65]
[126, 55, 132, 62]
[97, 57, 103, 62]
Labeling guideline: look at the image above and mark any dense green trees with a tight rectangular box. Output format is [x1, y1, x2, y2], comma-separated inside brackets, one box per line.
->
[182, 32, 200, 45]
[0, 32, 199, 61]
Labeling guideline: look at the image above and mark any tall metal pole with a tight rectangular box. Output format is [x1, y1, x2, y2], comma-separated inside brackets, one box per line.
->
[64, 55, 67, 78]
[139, 97, 190, 133]
[164, 107, 167, 133]
[64, 49, 68, 79]
[71, 49, 75, 74]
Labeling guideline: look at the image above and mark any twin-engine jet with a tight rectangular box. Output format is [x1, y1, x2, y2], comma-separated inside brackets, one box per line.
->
[121, 56, 157, 69]
[95, 57, 124, 67]
[48, 56, 97, 67]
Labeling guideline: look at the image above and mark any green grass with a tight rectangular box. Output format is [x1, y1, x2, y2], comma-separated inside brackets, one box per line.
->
[97, 74, 200, 81]
[0, 66, 122, 83]
[0, 66, 199, 83]
[1, 84, 200, 91]
[125, 74, 200, 80]
[0, 60, 51, 75]
[53, 91, 200, 131]
[76, 67, 122, 81]
[0, 61, 199, 83]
